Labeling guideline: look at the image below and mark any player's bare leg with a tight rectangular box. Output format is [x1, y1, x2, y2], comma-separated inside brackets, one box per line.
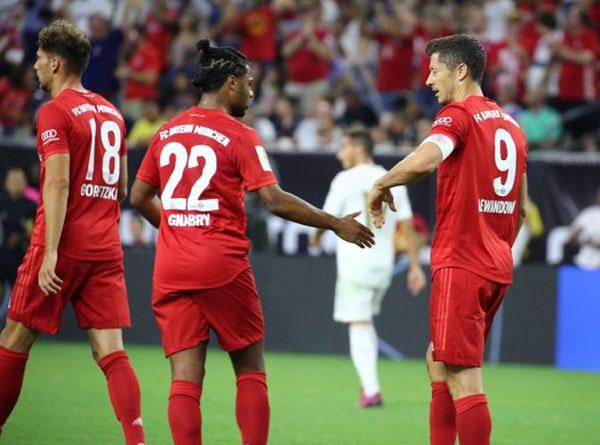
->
[445, 365, 490, 445]
[88, 328, 145, 445]
[426, 343, 456, 445]
[0, 320, 38, 435]
[229, 339, 269, 445]
[168, 342, 208, 445]
[349, 321, 382, 408]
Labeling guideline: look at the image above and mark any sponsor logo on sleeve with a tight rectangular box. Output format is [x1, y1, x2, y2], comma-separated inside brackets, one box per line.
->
[432, 116, 453, 128]
[41, 129, 60, 145]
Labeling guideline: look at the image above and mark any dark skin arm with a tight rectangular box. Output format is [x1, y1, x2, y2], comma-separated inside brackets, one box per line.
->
[130, 179, 161, 228]
[131, 179, 375, 248]
[256, 184, 374, 248]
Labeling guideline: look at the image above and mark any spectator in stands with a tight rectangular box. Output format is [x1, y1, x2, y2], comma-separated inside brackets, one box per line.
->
[143, 0, 179, 70]
[0, 168, 37, 311]
[21, 0, 60, 64]
[269, 95, 301, 149]
[496, 83, 523, 119]
[169, 13, 201, 75]
[0, 65, 32, 136]
[116, 25, 162, 121]
[242, 108, 277, 150]
[360, 2, 417, 112]
[295, 97, 342, 152]
[123, 211, 152, 249]
[519, 88, 562, 150]
[526, 11, 562, 95]
[127, 100, 165, 148]
[337, 87, 379, 129]
[282, 1, 334, 113]
[82, 4, 131, 102]
[414, 5, 453, 116]
[551, 6, 599, 111]
[569, 187, 600, 269]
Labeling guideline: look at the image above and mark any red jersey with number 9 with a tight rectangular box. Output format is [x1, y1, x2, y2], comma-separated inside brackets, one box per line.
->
[31, 88, 126, 260]
[136, 107, 278, 290]
[428, 96, 528, 284]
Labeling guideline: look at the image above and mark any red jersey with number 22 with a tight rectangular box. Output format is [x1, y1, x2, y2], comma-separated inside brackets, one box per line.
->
[428, 96, 527, 284]
[136, 107, 278, 290]
[31, 88, 126, 260]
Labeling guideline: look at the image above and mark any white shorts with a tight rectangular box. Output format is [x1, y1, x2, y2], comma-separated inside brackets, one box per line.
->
[333, 278, 389, 323]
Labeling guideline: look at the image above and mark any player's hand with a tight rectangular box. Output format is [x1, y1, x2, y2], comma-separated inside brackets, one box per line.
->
[407, 264, 426, 297]
[38, 251, 63, 296]
[333, 212, 375, 248]
[367, 183, 396, 229]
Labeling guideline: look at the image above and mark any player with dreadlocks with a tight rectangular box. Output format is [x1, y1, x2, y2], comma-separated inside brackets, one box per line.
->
[131, 40, 375, 444]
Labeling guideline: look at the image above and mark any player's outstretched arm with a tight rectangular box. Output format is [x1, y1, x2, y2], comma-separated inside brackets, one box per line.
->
[256, 184, 375, 248]
[39, 153, 69, 295]
[368, 141, 443, 228]
[130, 179, 161, 228]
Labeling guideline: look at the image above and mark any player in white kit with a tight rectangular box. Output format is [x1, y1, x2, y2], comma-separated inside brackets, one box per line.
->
[311, 128, 426, 407]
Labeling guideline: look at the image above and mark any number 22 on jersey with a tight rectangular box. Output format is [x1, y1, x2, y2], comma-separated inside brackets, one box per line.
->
[160, 142, 219, 212]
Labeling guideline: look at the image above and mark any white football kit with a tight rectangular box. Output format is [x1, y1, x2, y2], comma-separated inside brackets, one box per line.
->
[323, 163, 413, 322]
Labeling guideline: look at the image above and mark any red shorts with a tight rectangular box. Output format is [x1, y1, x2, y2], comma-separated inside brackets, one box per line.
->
[8, 245, 130, 334]
[152, 267, 264, 357]
[429, 268, 509, 367]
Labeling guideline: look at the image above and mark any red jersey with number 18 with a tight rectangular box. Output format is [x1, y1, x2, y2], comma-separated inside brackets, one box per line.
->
[428, 96, 527, 284]
[31, 88, 126, 261]
[136, 107, 278, 290]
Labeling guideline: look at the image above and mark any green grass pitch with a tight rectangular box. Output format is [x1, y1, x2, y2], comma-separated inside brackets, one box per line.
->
[1, 341, 599, 444]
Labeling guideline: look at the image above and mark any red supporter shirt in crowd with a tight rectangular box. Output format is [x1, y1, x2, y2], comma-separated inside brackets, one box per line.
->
[374, 31, 414, 92]
[428, 96, 528, 284]
[0, 78, 30, 127]
[285, 29, 333, 83]
[31, 88, 126, 260]
[145, 8, 178, 68]
[136, 107, 278, 290]
[558, 29, 600, 102]
[239, 5, 277, 62]
[124, 43, 162, 100]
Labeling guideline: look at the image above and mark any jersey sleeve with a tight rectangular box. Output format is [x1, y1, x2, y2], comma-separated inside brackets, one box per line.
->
[232, 128, 278, 191]
[429, 104, 470, 149]
[37, 102, 70, 158]
[391, 185, 413, 222]
[135, 135, 160, 188]
[322, 174, 345, 217]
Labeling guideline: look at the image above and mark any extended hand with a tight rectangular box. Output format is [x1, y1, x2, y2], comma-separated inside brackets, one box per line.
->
[38, 251, 63, 295]
[367, 184, 396, 229]
[334, 212, 375, 248]
[407, 265, 426, 297]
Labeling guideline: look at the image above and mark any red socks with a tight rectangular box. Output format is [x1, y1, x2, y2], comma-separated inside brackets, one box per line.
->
[454, 394, 491, 445]
[236, 371, 270, 445]
[98, 351, 145, 445]
[168, 380, 202, 445]
[0, 346, 29, 429]
[429, 381, 456, 445]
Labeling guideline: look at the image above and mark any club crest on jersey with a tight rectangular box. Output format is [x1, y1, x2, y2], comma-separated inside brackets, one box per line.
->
[432, 116, 453, 128]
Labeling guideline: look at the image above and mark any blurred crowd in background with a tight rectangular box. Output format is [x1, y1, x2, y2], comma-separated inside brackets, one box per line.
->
[1, 0, 600, 289]
[1, 0, 599, 154]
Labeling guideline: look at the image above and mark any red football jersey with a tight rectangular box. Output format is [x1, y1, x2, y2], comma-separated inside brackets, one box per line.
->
[31, 88, 126, 260]
[428, 96, 528, 284]
[136, 107, 278, 290]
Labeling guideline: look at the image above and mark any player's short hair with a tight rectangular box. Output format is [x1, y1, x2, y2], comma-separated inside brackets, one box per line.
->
[37, 20, 91, 76]
[344, 128, 374, 157]
[426, 34, 487, 83]
[191, 39, 249, 93]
